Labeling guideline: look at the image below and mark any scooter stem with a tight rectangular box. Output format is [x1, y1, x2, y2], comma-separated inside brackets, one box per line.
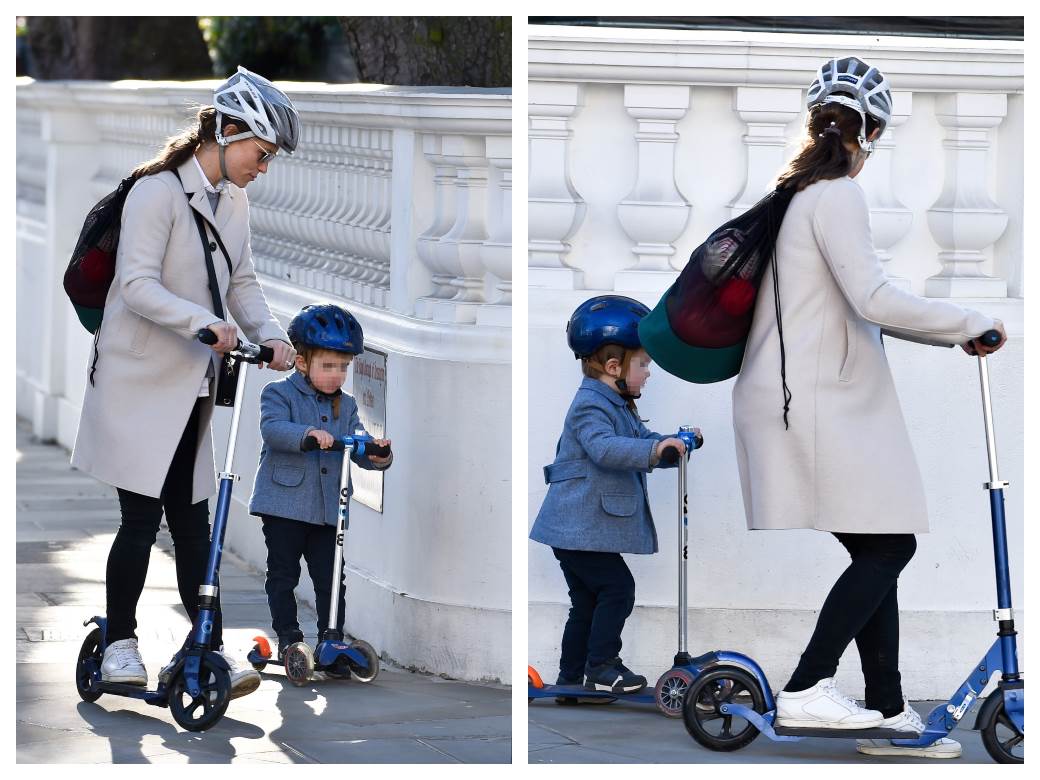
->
[677, 425, 696, 656]
[326, 438, 353, 638]
[222, 366, 249, 475]
[977, 355, 1003, 487]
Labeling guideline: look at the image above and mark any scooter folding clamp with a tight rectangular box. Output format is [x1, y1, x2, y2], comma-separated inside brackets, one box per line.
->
[993, 608, 1014, 621]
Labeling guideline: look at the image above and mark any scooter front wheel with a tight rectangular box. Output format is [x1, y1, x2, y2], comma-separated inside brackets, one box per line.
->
[168, 658, 230, 732]
[75, 628, 103, 703]
[978, 692, 1024, 764]
[347, 639, 380, 683]
[683, 666, 764, 752]
[283, 642, 314, 686]
[655, 667, 695, 718]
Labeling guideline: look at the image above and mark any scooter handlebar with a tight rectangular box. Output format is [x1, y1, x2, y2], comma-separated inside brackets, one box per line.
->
[196, 328, 275, 364]
[301, 435, 391, 458]
[980, 329, 1002, 348]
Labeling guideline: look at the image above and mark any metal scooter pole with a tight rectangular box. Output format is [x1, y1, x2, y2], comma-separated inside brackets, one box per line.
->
[325, 439, 353, 641]
[977, 351, 1019, 679]
[675, 426, 700, 665]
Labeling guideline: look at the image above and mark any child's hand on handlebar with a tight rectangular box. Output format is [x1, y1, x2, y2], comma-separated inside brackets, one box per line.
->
[657, 437, 686, 458]
[308, 429, 336, 450]
[367, 438, 392, 465]
[205, 321, 239, 354]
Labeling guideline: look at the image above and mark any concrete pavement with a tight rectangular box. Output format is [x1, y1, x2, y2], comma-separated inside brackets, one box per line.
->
[16, 418, 510, 764]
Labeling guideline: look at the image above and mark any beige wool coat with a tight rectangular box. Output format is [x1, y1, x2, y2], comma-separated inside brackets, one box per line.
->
[732, 176, 994, 534]
[72, 158, 287, 503]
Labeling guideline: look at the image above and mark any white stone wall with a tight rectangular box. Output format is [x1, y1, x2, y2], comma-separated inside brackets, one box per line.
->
[16, 79, 512, 683]
[528, 27, 1024, 697]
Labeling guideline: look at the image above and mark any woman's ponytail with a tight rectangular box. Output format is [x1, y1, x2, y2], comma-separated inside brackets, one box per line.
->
[130, 105, 219, 179]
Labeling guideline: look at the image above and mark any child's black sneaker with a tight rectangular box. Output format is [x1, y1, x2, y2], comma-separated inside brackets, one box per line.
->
[583, 657, 647, 694]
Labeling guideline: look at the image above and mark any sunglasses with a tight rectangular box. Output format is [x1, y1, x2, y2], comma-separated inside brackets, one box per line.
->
[251, 139, 278, 164]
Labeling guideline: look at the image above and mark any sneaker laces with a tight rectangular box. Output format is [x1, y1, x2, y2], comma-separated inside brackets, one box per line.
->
[821, 678, 862, 711]
[109, 640, 141, 667]
[900, 698, 925, 731]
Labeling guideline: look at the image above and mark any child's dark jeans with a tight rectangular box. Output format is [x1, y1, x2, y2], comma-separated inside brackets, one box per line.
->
[261, 515, 346, 644]
[552, 547, 636, 680]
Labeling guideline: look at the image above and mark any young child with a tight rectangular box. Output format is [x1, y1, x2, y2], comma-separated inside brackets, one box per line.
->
[530, 295, 694, 695]
[249, 303, 392, 659]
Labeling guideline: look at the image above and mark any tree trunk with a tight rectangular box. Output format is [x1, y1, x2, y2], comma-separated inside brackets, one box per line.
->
[25, 17, 212, 80]
[340, 17, 510, 88]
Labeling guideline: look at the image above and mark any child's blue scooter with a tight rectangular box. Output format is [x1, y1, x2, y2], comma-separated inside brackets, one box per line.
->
[75, 331, 274, 731]
[680, 330, 1023, 763]
[529, 426, 706, 717]
[247, 432, 388, 686]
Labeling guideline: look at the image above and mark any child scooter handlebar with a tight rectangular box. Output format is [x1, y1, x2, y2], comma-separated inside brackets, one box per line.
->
[197, 328, 275, 365]
[301, 435, 392, 458]
[659, 428, 705, 465]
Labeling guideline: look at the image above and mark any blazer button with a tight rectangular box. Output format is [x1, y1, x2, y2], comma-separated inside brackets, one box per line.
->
[322, 416, 328, 422]
[321, 467, 328, 474]
[209, 241, 217, 252]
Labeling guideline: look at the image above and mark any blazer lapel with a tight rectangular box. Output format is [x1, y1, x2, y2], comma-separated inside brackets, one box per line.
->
[176, 158, 220, 230]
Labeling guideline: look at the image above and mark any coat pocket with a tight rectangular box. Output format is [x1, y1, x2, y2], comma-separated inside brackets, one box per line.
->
[272, 465, 305, 487]
[601, 493, 637, 517]
[839, 319, 858, 383]
[129, 314, 153, 355]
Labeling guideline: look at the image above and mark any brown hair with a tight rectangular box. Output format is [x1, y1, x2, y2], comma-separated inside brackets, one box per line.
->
[130, 106, 240, 179]
[775, 103, 881, 193]
[581, 344, 641, 414]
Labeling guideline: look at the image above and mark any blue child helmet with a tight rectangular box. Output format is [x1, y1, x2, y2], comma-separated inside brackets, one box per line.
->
[566, 295, 650, 359]
[287, 303, 364, 355]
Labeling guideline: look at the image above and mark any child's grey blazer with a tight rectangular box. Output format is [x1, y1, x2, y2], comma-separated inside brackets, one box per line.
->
[249, 371, 390, 526]
[529, 378, 674, 554]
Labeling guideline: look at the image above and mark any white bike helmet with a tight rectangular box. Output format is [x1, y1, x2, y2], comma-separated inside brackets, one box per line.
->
[806, 57, 892, 153]
[213, 65, 300, 158]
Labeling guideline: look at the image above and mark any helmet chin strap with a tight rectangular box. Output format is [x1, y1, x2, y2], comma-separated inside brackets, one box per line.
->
[217, 144, 231, 184]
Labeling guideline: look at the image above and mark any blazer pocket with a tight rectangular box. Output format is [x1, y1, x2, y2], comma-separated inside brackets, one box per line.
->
[272, 465, 305, 487]
[129, 314, 153, 355]
[601, 493, 637, 517]
[839, 319, 858, 383]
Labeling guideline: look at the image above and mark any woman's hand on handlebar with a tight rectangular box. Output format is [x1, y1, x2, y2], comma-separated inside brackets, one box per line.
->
[367, 438, 392, 465]
[261, 340, 296, 371]
[205, 321, 239, 354]
[657, 437, 686, 459]
[962, 320, 1006, 356]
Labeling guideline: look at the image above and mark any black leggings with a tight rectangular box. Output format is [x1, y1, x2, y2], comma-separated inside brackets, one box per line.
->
[105, 400, 222, 647]
[784, 532, 917, 718]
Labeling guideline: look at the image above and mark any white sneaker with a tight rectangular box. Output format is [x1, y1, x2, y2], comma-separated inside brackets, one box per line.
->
[775, 677, 884, 729]
[857, 698, 962, 758]
[217, 647, 261, 699]
[101, 638, 147, 685]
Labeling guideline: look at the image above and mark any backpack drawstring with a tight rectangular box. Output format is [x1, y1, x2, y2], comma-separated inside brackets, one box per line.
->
[768, 194, 793, 429]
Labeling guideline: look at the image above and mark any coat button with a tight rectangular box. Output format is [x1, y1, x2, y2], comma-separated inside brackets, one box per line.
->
[322, 416, 328, 422]
[321, 467, 328, 474]
[209, 241, 217, 251]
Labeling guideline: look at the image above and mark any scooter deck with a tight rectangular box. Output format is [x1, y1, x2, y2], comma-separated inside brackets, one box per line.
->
[529, 683, 655, 704]
[773, 725, 920, 740]
[93, 680, 168, 704]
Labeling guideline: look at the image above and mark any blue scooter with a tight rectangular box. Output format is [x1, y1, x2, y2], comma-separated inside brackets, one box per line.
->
[247, 432, 388, 686]
[75, 331, 274, 731]
[681, 330, 1023, 763]
[529, 426, 706, 717]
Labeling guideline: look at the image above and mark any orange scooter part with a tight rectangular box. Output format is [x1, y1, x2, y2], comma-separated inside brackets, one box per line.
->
[528, 666, 545, 689]
[253, 635, 272, 659]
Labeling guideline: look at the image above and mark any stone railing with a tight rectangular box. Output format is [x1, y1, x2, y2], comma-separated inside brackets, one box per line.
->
[527, 27, 1023, 697]
[16, 78, 512, 683]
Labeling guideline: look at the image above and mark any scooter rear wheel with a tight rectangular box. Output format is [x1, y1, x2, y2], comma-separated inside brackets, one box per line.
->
[168, 658, 230, 732]
[283, 642, 314, 686]
[75, 628, 103, 703]
[347, 639, 380, 683]
[655, 668, 695, 718]
[978, 692, 1024, 764]
[683, 666, 764, 752]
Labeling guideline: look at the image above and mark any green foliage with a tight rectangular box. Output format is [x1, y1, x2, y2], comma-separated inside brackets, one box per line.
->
[200, 16, 345, 81]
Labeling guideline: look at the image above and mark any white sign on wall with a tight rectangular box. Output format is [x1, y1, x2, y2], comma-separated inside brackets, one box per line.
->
[349, 348, 387, 512]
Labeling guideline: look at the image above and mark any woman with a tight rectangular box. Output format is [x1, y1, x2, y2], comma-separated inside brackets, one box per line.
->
[72, 67, 300, 698]
[731, 57, 1006, 758]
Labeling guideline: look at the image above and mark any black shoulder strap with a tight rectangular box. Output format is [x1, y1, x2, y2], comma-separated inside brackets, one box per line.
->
[173, 168, 232, 320]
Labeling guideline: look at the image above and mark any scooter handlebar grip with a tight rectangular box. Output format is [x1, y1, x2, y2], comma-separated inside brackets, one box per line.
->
[197, 328, 218, 345]
[364, 442, 391, 458]
[301, 435, 347, 452]
[660, 445, 680, 465]
[257, 344, 275, 363]
[980, 330, 1002, 347]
